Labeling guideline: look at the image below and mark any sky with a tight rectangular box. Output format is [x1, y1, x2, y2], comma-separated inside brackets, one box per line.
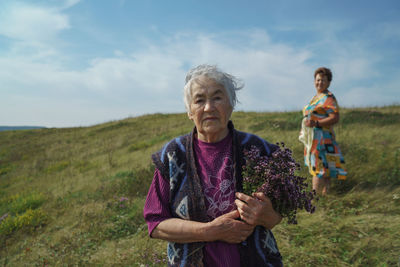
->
[1, 0, 399, 127]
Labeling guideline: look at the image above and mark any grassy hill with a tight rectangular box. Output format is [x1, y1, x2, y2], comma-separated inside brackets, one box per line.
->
[1, 106, 399, 266]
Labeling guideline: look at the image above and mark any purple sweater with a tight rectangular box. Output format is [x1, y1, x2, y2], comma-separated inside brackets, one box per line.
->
[143, 133, 240, 267]
[144, 121, 282, 267]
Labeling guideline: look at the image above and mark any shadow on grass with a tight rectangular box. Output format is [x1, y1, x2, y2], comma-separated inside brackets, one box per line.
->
[331, 179, 358, 195]
[332, 176, 400, 196]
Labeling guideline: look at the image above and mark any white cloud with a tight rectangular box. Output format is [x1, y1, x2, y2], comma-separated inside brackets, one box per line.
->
[0, 23, 398, 127]
[341, 84, 400, 108]
[331, 56, 380, 87]
[0, 3, 70, 42]
[61, 0, 81, 10]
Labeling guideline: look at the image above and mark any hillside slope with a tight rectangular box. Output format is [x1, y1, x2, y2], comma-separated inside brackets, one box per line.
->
[1, 106, 399, 266]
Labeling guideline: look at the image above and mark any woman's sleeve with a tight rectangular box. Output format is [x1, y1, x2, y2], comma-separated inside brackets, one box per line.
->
[324, 95, 339, 114]
[143, 168, 172, 236]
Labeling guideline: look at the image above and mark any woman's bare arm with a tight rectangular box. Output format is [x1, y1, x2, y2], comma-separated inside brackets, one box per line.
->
[151, 210, 254, 244]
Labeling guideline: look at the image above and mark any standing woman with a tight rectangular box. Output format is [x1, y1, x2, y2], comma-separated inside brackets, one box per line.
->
[300, 67, 347, 195]
[144, 64, 283, 266]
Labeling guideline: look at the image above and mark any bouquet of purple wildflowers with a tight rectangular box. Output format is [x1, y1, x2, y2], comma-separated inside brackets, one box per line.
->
[242, 143, 316, 224]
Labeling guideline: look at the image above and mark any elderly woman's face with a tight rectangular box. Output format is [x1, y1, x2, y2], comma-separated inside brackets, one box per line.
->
[314, 73, 330, 93]
[188, 76, 233, 142]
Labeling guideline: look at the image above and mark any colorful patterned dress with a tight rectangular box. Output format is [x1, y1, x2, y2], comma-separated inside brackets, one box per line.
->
[301, 91, 347, 179]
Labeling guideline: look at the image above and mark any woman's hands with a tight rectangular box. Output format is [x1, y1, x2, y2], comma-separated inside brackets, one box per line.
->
[305, 112, 339, 128]
[152, 210, 254, 244]
[152, 193, 282, 244]
[305, 118, 317, 127]
[235, 192, 282, 229]
[207, 210, 254, 243]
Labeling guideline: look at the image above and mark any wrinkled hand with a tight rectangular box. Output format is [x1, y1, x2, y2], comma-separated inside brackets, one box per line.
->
[208, 210, 254, 243]
[235, 192, 282, 229]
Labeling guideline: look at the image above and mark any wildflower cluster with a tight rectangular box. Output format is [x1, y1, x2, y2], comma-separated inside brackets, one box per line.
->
[107, 196, 130, 212]
[242, 143, 316, 224]
[118, 196, 129, 209]
[139, 251, 168, 266]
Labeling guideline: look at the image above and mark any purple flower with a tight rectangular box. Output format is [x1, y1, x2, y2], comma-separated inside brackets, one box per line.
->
[242, 144, 316, 224]
[119, 197, 129, 202]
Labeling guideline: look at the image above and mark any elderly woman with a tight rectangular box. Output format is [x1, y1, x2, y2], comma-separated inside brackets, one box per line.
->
[300, 67, 347, 196]
[143, 64, 283, 267]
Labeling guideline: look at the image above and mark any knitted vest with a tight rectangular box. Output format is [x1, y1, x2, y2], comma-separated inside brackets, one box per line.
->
[152, 121, 283, 267]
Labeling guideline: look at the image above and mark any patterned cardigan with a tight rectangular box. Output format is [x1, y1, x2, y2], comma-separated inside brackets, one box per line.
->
[151, 121, 283, 267]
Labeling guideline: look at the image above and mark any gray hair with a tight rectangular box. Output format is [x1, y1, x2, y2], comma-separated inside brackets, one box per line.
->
[183, 64, 243, 111]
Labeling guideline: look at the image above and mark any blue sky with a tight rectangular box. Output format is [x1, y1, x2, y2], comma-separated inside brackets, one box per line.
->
[1, 0, 399, 127]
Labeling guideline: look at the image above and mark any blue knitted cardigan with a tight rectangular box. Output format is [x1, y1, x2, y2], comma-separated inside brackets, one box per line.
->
[151, 121, 283, 267]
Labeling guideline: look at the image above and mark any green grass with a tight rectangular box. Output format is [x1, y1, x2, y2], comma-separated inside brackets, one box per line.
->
[0, 106, 399, 266]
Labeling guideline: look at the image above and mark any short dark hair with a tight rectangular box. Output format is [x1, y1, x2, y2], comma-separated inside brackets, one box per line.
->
[314, 67, 332, 82]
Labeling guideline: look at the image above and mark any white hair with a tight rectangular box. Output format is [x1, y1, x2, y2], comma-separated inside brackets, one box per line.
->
[183, 64, 244, 111]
